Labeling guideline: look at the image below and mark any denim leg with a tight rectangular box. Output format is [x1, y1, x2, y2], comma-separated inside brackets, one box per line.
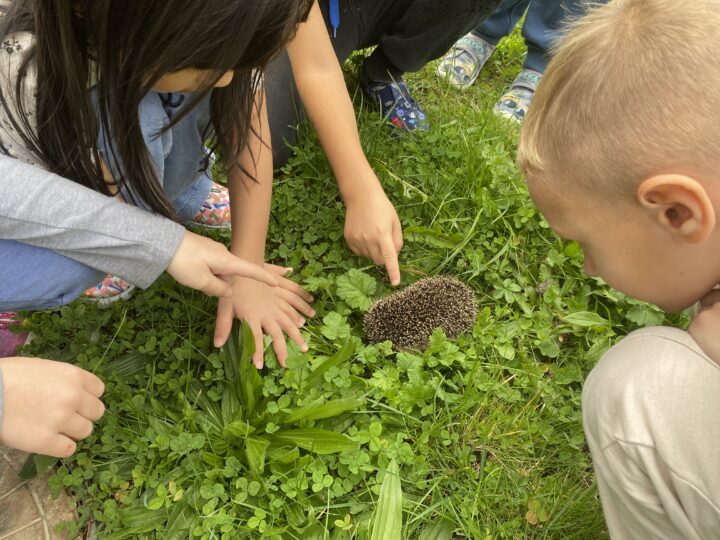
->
[0, 240, 106, 311]
[521, 0, 593, 73]
[172, 174, 213, 223]
[473, 0, 530, 46]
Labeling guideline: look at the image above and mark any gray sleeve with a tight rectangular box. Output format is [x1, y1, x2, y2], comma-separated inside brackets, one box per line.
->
[0, 154, 185, 289]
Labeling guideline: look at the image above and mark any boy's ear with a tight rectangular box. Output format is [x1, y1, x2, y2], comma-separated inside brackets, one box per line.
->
[637, 174, 716, 243]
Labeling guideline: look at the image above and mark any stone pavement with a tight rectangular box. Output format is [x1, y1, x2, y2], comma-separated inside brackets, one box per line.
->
[0, 448, 77, 539]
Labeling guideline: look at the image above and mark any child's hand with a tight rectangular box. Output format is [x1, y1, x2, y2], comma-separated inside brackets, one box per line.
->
[344, 186, 403, 286]
[0, 357, 106, 457]
[689, 289, 720, 365]
[213, 265, 315, 368]
[167, 231, 278, 298]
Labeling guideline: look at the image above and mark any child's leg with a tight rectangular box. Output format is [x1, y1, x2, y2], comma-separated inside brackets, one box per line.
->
[473, 0, 529, 46]
[0, 240, 105, 311]
[521, 0, 594, 74]
[438, 0, 527, 90]
[583, 327, 720, 538]
[357, 0, 501, 78]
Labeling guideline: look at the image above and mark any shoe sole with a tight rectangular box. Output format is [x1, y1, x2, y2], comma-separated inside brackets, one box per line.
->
[87, 284, 136, 308]
[185, 221, 232, 231]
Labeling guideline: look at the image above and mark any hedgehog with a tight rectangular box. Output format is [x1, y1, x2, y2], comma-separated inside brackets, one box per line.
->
[363, 276, 477, 350]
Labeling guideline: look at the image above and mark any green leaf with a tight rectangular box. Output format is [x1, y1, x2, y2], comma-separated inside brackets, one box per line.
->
[273, 428, 359, 455]
[336, 269, 377, 311]
[18, 454, 57, 480]
[320, 312, 352, 340]
[222, 420, 255, 440]
[562, 311, 609, 329]
[625, 304, 665, 327]
[245, 437, 270, 475]
[302, 340, 355, 391]
[404, 226, 463, 249]
[418, 517, 455, 540]
[101, 351, 151, 379]
[281, 398, 364, 424]
[229, 321, 263, 418]
[370, 459, 402, 540]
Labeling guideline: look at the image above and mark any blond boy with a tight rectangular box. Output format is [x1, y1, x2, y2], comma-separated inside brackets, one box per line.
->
[517, 0, 720, 537]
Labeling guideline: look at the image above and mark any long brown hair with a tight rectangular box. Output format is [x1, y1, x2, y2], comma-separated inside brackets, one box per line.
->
[0, 0, 312, 219]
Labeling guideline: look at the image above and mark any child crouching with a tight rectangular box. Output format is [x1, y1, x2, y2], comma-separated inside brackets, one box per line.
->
[517, 0, 720, 536]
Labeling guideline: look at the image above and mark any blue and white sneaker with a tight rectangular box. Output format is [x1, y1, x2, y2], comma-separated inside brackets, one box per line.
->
[361, 69, 430, 132]
[493, 69, 543, 123]
[437, 33, 496, 90]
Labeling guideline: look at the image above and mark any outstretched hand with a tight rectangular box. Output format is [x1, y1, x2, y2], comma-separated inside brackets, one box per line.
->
[166, 231, 278, 298]
[213, 264, 315, 368]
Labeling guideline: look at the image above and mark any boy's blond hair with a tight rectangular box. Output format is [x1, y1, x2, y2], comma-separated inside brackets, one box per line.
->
[518, 0, 720, 199]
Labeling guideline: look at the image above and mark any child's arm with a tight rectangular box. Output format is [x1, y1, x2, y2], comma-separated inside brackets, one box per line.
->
[689, 290, 720, 364]
[287, 1, 403, 286]
[214, 87, 314, 367]
[0, 155, 277, 296]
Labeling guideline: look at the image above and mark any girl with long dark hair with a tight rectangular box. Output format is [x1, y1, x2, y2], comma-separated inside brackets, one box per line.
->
[0, 0, 313, 458]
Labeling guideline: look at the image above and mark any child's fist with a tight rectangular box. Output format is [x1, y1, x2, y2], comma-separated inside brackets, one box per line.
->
[0, 357, 106, 457]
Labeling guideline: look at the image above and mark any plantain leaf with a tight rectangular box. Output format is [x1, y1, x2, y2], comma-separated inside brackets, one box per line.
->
[273, 428, 359, 455]
[562, 311, 609, 329]
[370, 459, 402, 540]
[281, 398, 364, 424]
[245, 436, 270, 475]
[222, 420, 255, 441]
[233, 321, 263, 418]
[101, 351, 151, 379]
[418, 517, 455, 540]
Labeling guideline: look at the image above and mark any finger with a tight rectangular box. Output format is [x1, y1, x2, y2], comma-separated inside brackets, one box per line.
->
[213, 300, 235, 348]
[393, 220, 404, 253]
[199, 274, 235, 299]
[216, 256, 279, 287]
[281, 316, 309, 355]
[277, 276, 314, 303]
[264, 322, 289, 368]
[250, 323, 265, 369]
[82, 372, 105, 398]
[45, 434, 77, 458]
[347, 241, 361, 256]
[380, 237, 401, 286]
[265, 263, 292, 276]
[276, 288, 315, 318]
[78, 395, 106, 422]
[699, 289, 720, 307]
[281, 302, 306, 328]
[61, 414, 95, 441]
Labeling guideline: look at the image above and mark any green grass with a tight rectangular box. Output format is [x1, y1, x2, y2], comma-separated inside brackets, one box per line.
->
[23, 34, 685, 539]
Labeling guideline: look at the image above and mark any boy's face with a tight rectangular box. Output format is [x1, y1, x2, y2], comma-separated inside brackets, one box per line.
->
[528, 178, 719, 313]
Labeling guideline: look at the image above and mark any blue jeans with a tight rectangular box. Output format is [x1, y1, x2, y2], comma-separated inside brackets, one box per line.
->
[473, 0, 592, 74]
[0, 91, 214, 312]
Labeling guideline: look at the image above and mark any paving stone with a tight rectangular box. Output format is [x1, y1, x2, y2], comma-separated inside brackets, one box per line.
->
[0, 448, 78, 540]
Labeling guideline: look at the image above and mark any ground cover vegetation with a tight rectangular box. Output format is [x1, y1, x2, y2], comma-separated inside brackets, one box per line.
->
[21, 34, 686, 539]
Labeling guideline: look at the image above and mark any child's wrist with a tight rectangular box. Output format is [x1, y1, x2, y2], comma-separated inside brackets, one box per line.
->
[338, 170, 383, 205]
